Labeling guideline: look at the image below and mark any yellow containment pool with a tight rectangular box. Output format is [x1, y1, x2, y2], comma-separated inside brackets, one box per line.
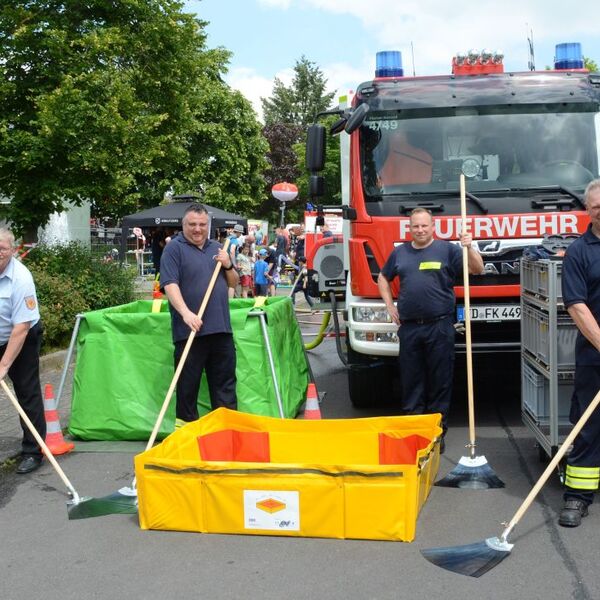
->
[135, 408, 442, 542]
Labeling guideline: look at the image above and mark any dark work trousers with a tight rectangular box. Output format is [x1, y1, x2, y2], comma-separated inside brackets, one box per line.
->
[564, 365, 600, 505]
[0, 322, 45, 457]
[174, 332, 237, 421]
[291, 282, 314, 307]
[398, 316, 455, 434]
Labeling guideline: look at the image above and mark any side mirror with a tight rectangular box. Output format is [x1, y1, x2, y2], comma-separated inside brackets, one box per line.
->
[316, 205, 325, 227]
[309, 175, 324, 198]
[330, 117, 347, 135]
[306, 125, 326, 172]
[345, 103, 370, 134]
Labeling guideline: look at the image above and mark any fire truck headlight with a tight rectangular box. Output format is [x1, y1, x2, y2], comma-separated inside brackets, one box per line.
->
[353, 307, 392, 323]
[355, 331, 398, 343]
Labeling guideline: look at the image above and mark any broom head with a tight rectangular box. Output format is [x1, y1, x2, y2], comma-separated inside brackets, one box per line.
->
[435, 455, 505, 489]
[68, 487, 138, 520]
[421, 536, 513, 577]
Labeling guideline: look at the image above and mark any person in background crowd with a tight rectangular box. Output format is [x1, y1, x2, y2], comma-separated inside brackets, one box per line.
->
[236, 245, 253, 298]
[242, 233, 256, 258]
[274, 227, 287, 268]
[377, 207, 483, 453]
[265, 248, 280, 296]
[321, 224, 334, 238]
[151, 228, 167, 275]
[558, 179, 600, 527]
[160, 204, 239, 425]
[293, 226, 305, 260]
[253, 248, 270, 296]
[290, 256, 314, 309]
[229, 224, 245, 255]
[0, 228, 46, 474]
[227, 224, 245, 298]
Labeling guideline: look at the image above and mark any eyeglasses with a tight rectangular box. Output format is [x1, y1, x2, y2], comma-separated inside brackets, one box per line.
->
[0, 247, 13, 254]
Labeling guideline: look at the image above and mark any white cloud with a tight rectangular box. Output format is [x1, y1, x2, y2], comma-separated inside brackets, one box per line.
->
[322, 58, 373, 101]
[225, 66, 295, 122]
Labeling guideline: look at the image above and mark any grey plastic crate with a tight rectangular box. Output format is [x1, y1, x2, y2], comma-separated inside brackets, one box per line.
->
[522, 361, 573, 424]
[521, 259, 563, 303]
[521, 303, 577, 369]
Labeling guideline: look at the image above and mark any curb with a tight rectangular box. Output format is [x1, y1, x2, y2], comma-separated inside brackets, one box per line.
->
[40, 349, 68, 375]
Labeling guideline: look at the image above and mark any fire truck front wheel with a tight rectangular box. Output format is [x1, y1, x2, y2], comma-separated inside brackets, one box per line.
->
[347, 360, 396, 408]
[346, 338, 398, 408]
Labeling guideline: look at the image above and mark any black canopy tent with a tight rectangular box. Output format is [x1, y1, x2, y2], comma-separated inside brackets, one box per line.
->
[119, 201, 248, 261]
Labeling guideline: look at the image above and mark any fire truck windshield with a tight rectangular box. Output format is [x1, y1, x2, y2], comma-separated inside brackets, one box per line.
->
[360, 104, 600, 201]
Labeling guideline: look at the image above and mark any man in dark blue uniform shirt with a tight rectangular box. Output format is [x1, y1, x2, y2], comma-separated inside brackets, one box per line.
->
[559, 179, 600, 527]
[160, 204, 239, 426]
[377, 207, 483, 447]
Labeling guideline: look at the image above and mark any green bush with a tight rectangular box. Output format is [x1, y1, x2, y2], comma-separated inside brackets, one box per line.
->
[25, 242, 137, 351]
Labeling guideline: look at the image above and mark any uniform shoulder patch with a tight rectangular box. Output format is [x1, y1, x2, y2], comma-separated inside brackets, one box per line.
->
[25, 296, 37, 310]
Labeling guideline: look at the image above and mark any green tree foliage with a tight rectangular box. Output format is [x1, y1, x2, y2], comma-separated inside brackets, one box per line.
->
[260, 57, 337, 222]
[584, 57, 599, 72]
[261, 56, 336, 127]
[25, 242, 136, 350]
[259, 123, 303, 221]
[0, 1, 268, 237]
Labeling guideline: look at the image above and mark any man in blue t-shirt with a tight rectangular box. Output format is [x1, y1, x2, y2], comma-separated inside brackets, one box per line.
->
[377, 207, 483, 448]
[160, 204, 239, 425]
[558, 179, 600, 528]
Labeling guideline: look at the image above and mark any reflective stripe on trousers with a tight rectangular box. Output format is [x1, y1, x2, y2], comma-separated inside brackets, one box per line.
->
[565, 465, 600, 491]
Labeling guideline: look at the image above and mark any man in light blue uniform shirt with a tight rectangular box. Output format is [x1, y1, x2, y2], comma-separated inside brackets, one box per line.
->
[0, 228, 45, 474]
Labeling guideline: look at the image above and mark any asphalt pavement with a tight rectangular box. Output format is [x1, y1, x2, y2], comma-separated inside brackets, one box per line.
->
[1, 307, 599, 600]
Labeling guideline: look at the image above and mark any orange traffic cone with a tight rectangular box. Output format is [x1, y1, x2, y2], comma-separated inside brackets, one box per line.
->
[303, 383, 322, 419]
[43, 384, 74, 455]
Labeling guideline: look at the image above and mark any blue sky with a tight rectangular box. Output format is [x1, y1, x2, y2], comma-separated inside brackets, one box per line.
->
[185, 0, 600, 119]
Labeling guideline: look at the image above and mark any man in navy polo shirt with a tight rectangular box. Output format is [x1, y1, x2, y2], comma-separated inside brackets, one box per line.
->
[559, 179, 600, 527]
[160, 204, 239, 425]
[377, 207, 483, 448]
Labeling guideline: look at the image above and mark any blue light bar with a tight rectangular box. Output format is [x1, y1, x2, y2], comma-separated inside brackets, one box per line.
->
[554, 42, 584, 70]
[375, 51, 403, 78]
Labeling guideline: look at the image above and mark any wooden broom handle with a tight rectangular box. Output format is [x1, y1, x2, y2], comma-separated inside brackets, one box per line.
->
[501, 387, 600, 542]
[1, 379, 81, 502]
[460, 175, 477, 451]
[145, 238, 231, 450]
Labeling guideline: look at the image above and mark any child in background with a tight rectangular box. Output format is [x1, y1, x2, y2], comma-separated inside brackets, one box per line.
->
[253, 249, 270, 297]
[236, 245, 253, 298]
[291, 256, 314, 308]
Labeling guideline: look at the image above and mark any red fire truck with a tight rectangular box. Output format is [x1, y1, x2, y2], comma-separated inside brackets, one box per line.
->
[306, 43, 600, 407]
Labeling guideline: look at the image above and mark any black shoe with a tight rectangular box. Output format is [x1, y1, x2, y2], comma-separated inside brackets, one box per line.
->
[16, 455, 43, 475]
[439, 438, 445, 455]
[558, 499, 589, 527]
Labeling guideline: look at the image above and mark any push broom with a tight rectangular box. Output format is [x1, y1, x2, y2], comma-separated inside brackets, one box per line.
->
[435, 174, 504, 490]
[68, 240, 230, 519]
[422, 386, 600, 577]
